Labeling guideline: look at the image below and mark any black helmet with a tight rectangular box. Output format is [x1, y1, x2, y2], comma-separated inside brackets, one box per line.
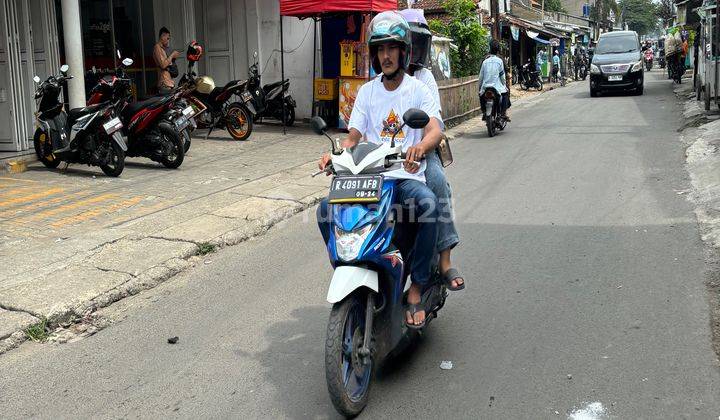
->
[368, 11, 412, 74]
[399, 9, 432, 70]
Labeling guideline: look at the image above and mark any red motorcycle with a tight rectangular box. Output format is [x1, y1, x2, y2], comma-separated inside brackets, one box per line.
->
[644, 49, 654, 71]
[87, 57, 188, 168]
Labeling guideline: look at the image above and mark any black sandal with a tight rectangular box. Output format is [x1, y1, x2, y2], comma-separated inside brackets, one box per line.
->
[405, 303, 426, 330]
[443, 268, 465, 291]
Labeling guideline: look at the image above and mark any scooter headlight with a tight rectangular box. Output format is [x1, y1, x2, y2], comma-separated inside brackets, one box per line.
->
[334, 224, 374, 262]
[631, 60, 643, 72]
[590, 64, 601, 74]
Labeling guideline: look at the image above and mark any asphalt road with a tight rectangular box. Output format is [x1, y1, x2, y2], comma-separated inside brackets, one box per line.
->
[2, 71, 720, 419]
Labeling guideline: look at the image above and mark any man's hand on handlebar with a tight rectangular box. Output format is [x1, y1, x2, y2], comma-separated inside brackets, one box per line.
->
[403, 144, 425, 174]
[318, 152, 333, 176]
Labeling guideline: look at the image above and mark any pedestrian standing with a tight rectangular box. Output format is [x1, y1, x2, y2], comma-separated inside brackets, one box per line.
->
[153, 27, 181, 95]
[552, 50, 561, 82]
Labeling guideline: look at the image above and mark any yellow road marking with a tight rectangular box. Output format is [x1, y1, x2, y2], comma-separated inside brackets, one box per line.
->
[50, 196, 143, 228]
[14, 193, 118, 224]
[0, 190, 90, 218]
[0, 187, 65, 208]
[0, 177, 39, 183]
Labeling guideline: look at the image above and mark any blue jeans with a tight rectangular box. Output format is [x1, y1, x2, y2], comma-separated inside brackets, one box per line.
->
[425, 152, 459, 253]
[317, 178, 438, 286]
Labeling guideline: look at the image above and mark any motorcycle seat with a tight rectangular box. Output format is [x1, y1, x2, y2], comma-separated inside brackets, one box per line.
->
[263, 80, 286, 93]
[122, 96, 168, 118]
[67, 103, 105, 122]
[209, 80, 248, 101]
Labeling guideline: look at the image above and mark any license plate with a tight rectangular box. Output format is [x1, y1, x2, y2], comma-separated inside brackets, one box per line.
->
[175, 116, 187, 129]
[103, 117, 122, 134]
[241, 91, 253, 102]
[182, 106, 194, 117]
[328, 175, 383, 204]
[608, 75, 623, 81]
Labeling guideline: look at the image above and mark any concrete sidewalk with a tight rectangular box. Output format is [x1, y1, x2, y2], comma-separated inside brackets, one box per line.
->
[0, 124, 331, 353]
[0, 88, 553, 354]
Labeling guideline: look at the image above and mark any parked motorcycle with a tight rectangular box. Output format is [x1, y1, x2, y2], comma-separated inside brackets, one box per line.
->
[578, 58, 588, 80]
[179, 51, 254, 141]
[658, 49, 666, 68]
[32, 65, 127, 177]
[87, 57, 186, 168]
[482, 87, 508, 137]
[519, 62, 543, 91]
[311, 109, 449, 417]
[246, 52, 297, 126]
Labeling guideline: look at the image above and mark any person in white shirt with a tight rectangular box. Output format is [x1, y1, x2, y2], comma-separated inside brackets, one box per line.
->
[400, 8, 464, 292]
[317, 11, 443, 329]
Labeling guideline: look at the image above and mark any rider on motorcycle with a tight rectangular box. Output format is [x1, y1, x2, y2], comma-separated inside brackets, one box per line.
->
[400, 7, 464, 291]
[317, 11, 443, 328]
[479, 39, 510, 121]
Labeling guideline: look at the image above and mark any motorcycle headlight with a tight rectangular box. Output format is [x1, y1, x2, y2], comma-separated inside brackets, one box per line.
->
[631, 60, 643, 72]
[590, 64, 600, 74]
[334, 224, 374, 262]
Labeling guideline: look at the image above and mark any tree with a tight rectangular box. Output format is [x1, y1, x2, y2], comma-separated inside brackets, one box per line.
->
[618, 0, 658, 34]
[590, 0, 619, 31]
[544, 0, 567, 13]
[656, 0, 674, 28]
[428, 0, 489, 77]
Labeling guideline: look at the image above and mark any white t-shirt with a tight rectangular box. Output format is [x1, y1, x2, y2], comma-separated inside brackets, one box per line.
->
[348, 74, 440, 182]
[413, 67, 444, 129]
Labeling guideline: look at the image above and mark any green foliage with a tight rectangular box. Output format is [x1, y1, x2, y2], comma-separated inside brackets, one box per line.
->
[590, 0, 620, 30]
[428, 0, 489, 77]
[197, 242, 217, 255]
[656, 0, 674, 27]
[619, 0, 658, 35]
[544, 0, 567, 13]
[25, 318, 49, 342]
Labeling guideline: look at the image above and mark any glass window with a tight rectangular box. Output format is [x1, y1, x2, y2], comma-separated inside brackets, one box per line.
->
[595, 35, 639, 54]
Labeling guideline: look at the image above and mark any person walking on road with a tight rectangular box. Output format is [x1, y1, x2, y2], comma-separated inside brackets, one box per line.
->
[153, 27, 181, 95]
[552, 50, 561, 83]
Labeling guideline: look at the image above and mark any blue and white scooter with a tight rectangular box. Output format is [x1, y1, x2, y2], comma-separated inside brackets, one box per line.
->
[311, 109, 449, 417]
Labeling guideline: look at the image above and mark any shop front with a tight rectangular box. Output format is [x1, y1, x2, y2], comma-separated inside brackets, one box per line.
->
[1, 0, 316, 154]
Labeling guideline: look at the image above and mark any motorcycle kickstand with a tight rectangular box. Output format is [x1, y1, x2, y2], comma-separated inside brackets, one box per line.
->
[358, 293, 375, 364]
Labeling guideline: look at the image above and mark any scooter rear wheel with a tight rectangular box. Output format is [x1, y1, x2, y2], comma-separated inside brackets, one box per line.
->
[325, 294, 372, 417]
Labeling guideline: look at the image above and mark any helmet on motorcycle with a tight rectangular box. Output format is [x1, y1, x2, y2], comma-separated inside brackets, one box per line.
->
[186, 41, 203, 62]
[368, 11, 412, 75]
[398, 9, 432, 72]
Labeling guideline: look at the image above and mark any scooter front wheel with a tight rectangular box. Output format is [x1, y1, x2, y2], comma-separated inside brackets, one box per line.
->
[325, 293, 372, 417]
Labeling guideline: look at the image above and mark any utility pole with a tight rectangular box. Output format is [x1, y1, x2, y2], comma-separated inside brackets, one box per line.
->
[491, 0, 500, 39]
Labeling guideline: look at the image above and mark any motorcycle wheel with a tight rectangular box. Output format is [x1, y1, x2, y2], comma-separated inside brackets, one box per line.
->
[33, 128, 60, 169]
[705, 83, 711, 111]
[226, 103, 253, 141]
[100, 140, 125, 177]
[280, 104, 296, 127]
[158, 122, 185, 169]
[486, 116, 496, 138]
[521, 82, 528, 91]
[182, 129, 192, 153]
[325, 293, 372, 418]
[537, 80, 544, 91]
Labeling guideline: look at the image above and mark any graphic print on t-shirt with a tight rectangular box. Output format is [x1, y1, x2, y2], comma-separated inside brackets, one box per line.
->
[379, 109, 405, 142]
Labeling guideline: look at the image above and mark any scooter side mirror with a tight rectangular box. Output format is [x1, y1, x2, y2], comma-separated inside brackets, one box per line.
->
[122, 58, 134, 67]
[33, 76, 41, 83]
[253, 51, 258, 58]
[60, 64, 69, 76]
[117, 49, 122, 59]
[403, 108, 430, 129]
[310, 116, 327, 135]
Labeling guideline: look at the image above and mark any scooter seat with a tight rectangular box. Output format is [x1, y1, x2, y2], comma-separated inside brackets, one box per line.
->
[263, 80, 285, 93]
[67, 103, 105, 122]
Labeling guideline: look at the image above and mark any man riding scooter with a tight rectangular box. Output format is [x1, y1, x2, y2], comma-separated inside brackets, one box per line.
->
[317, 11, 443, 329]
[480, 40, 510, 121]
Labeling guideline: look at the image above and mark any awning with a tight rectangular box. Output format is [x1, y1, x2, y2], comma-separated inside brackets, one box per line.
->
[279, 0, 396, 17]
[503, 15, 566, 39]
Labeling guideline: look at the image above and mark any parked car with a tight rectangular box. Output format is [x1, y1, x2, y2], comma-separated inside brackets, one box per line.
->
[590, 31, 644, 97]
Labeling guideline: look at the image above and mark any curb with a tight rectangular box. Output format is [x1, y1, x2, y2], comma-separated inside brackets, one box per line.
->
[0, 191, 323, 356]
